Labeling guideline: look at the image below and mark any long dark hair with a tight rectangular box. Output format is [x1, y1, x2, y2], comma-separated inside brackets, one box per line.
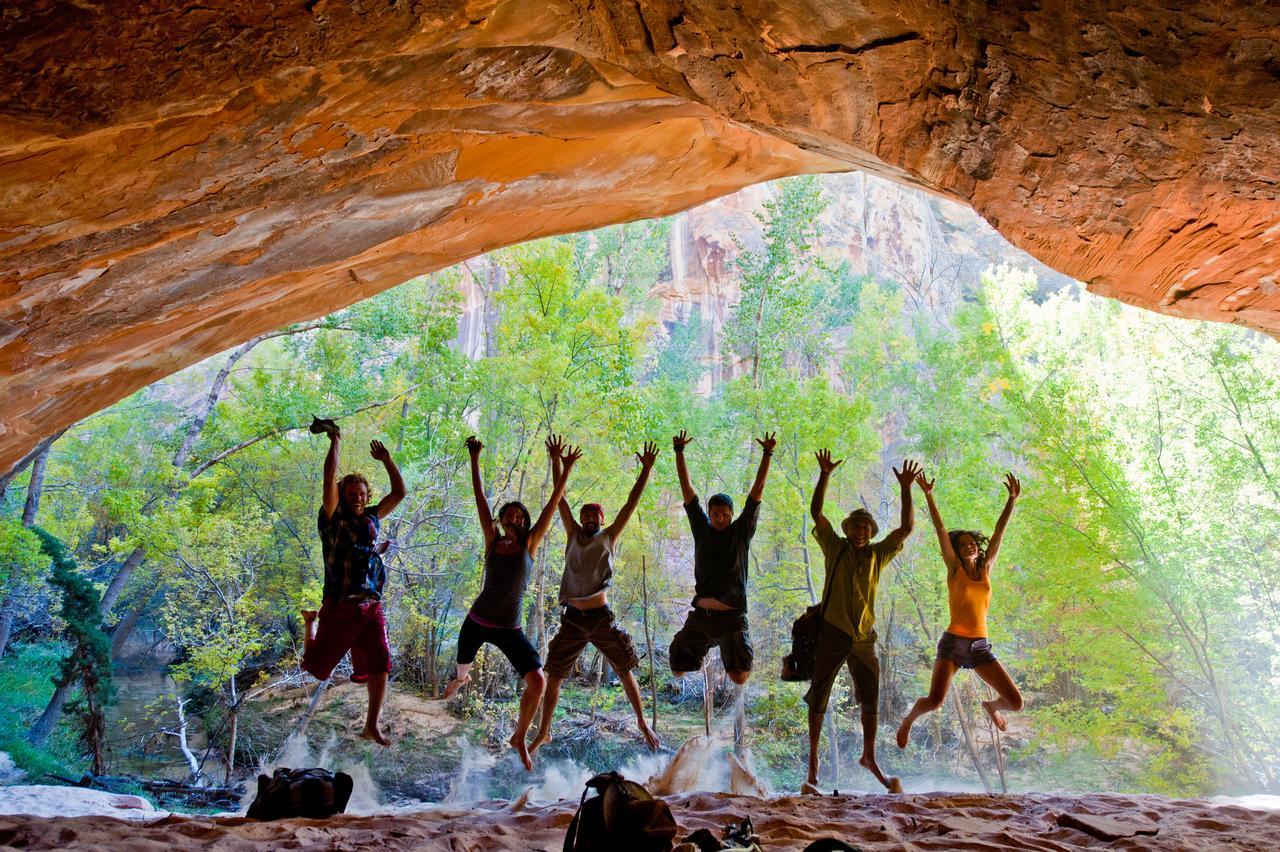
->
[948, 529, 990, 576]
[496, 500, 532, 544]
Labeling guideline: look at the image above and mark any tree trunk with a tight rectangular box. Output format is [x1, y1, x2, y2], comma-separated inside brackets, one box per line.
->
[951, 688, 993, 793]
[99, 548, 146, 621]
[287, 679, 331, 743]
[28, 679, 75, 745]
[110, 589, 156, 657]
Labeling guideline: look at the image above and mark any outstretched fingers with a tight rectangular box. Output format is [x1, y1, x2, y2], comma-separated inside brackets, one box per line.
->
[673, 430, 693, 451]
[1003, 472, 1021, 498]
[814, 448, 843, 473]
[915, 470, 935, 492]
[636, 440, 659, 467]
[756, 431, 778, 453]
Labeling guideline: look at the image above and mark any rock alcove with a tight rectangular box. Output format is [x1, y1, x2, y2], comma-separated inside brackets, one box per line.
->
[1, 0, 1277, 473]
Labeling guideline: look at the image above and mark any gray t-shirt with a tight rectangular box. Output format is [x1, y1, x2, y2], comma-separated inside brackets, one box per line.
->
[559, 530, 615, 604]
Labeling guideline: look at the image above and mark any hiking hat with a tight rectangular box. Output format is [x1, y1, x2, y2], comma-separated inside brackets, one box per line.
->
[846, 508, 879, 537]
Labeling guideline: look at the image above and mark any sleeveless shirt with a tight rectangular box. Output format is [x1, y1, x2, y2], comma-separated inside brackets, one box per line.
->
[946, 565, 992, 639]
[559, 530, 614, 604]
[469, 540, 534, 629]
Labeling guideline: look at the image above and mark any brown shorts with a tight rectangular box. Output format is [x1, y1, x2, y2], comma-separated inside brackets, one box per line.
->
[669, 608, 753, 674]
[804, 621, 879, 715]
[544, 605, 640, 679]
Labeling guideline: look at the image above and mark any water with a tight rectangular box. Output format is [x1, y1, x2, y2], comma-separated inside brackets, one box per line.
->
[106, 666, 224, 781]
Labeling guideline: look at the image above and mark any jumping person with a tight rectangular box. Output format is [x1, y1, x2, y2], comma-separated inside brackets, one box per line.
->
[301, 419, 406, 747]
[804, 450, 919, 794]
[668, 430, 776, 688]
[896, 471, 1024, 748]
[443, 434, 578, 771]
[529, 438, 661, 757]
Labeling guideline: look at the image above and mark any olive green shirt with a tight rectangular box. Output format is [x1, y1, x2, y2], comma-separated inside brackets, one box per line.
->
[813, 521, 903, 640]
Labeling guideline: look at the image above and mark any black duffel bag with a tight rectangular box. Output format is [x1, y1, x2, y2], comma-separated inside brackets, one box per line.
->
[247, 767, 354, 820]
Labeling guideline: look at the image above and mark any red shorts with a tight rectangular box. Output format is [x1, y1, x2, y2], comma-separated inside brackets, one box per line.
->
[301, 599, 392, 683]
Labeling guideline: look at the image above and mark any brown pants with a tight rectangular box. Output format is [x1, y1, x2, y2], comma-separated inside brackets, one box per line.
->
[804, 622, 879, 714]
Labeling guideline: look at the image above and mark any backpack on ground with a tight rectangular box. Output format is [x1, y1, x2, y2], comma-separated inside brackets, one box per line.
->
[246, 767, 354, 820]
[781, 604, 823, 681]
[564, 770, 679, 852]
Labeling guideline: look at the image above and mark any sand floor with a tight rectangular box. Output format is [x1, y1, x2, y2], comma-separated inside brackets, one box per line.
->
[0, 788, 1278, 850]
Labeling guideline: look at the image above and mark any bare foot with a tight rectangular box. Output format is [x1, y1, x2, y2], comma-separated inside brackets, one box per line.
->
[800, 781, 822, 796]
[528, 730, 552, 757]
[858, 755, 894, 791]
[982, 700, 1008, 731]
[896, 718, 913, 749]
[639, 725, 660, 751]
[360, 724, 391, 747]
[887, 776, 904, 794]
[443, 675, 470, 699]
[509, 733, 533, 771]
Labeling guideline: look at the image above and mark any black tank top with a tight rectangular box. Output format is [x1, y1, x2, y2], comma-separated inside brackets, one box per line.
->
[468, 539, 534, 629]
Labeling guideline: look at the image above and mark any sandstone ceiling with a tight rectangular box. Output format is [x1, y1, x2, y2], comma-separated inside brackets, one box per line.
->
[1, 1, 1277, 474]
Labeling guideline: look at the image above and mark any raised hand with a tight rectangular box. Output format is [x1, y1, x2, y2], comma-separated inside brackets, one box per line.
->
[545, 433, 565, 458]
[369, 440, 391, 462]
[465, 435, 483, 457]
[815, 448, 843, 474]
[893, 459, 922, 487]
[1003, 472, 1021, 499]
[756, 431, 778, 455]
[562, 444, 583, 466]
[673, 430, 693, 452]
[915, 471, 935, 494]
[636, 441, 659, 468]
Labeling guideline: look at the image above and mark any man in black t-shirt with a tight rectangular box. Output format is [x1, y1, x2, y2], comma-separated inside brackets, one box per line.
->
[668, 429, 775, 686]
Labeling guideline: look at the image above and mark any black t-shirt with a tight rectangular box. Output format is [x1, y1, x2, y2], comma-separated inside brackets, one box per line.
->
[684, 496, 761, 611]
[317, 507, 385, 601]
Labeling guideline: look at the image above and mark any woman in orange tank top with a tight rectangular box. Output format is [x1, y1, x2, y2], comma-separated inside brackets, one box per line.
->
[896, 471, 1024, 750]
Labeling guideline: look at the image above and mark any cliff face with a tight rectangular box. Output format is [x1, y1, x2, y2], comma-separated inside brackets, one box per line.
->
[2, 1, 1277, 472]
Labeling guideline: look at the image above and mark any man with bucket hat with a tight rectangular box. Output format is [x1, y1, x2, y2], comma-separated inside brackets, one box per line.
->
[803, 449, 920, 794]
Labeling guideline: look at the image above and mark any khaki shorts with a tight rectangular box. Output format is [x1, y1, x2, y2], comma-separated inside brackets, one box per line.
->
[804, 622, 879, 715]
[544, 605, 640, 679]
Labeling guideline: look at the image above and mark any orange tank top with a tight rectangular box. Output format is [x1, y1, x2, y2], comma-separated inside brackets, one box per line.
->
[946, 565, 991, 639]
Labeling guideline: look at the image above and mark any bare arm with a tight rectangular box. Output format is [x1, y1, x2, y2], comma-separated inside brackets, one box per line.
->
[465, 436, 495, 548]
[746, 431, 777, 503]
[984, 473, 1020, 570]
[607, 441, 657, 541]
[881, 459, 921, 552]
[673, 431, 696, 504]
[370, 440, 406, 519]
[547, 434, 579, 536]
[917, 473, 959, 570]
[529, 444, 580, 555]
[811, 449, 841, 534]
[321, 432, 340, 520]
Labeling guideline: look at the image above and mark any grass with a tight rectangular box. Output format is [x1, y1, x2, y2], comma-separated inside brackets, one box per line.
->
[0, 641, 84, 783]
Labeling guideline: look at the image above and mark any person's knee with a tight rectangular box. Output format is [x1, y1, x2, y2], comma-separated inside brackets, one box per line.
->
[524, 668, 547, 691]
[1007, 689, 1024, 712]
[727, 670, 750, 686]
[923, 692, 946, 711]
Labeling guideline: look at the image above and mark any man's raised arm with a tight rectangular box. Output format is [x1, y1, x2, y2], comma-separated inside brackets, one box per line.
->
[607, 441, 658, 540]
[673, 431, 697, 504]
[746, 432, 777, 503]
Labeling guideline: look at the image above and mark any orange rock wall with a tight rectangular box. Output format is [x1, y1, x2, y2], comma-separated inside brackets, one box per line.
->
[2, 1, 1277, 471]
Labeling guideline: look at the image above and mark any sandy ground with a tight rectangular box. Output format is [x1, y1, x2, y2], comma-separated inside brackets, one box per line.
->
[0, 788, 1278, 850]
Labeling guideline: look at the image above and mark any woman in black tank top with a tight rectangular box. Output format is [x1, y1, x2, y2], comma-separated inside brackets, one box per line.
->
[443, 434, 579, 771]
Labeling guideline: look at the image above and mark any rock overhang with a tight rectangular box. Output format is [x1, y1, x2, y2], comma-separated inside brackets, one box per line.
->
[1, 0, 1277, 473]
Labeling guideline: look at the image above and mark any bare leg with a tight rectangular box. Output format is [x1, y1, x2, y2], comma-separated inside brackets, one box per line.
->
[529, 674, 563, 756]
[444, 662, 472, 699]
[857, 711, 900, 792]
[804, 711, 824, 794]
[973, 660, 1023, 731]
[896, 658, 959, 748]
[618, 670, 660, 750]
[359, 672, 390, 746]
[509, 668, 546, 771]
[726, 669, 750, 686]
